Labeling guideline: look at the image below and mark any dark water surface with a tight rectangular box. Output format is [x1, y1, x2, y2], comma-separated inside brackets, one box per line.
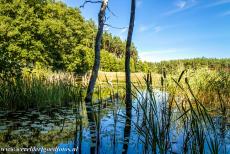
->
[0, 91, 229, 154]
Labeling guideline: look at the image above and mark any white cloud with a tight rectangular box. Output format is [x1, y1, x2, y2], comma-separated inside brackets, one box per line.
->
[118, 28, 128, 40]
[220, 10, 230, 16]
[119, 28, 127, 35]
[176, 1, 187, 9]
[154, 26, 161, 33]
[139, 25, 163, 33]
[141, 49, 180, 55]
[139, 25, 149, 32]
[163, 0, 198, 16]
[138, 47, 203, 62]
[138, 24, 178, 33]
[139, 49, 182, 62]
[137, 0, 142, 8]
[104, 25, 110, 31]
[204, 0, 230, 8]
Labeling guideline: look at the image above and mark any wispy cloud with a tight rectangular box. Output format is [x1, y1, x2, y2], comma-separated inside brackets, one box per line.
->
[141, 49, 180, 55]
[203, 0, 230, 8]
[118, 28, 128, 40]
[176, 1, 187, 9]
[220, 10, 230, 16]
[154, 26, 162, 33]
[139, 25, 163, 33]
[119, 28, 127, 35]
[104, 25, 110, 31]
[138, 24, 178, 33]
[139, 49, 183, 62]
[200, 0, 230, 17]
[137, 0, 142, 8]
[139, 25, 149, 32]
[163, 0, 198, 16]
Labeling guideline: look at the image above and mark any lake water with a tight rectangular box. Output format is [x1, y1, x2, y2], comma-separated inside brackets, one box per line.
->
[0, 91, 229, 154]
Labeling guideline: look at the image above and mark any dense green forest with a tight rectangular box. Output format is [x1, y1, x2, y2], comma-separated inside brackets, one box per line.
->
[0, 0, 138, 79]
[0, 0, 229, 80]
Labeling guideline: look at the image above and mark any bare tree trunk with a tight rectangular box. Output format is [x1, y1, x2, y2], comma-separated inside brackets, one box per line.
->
[83, 1, 108, 154]
[85, 0, 109, 104]
[122, 0, 136, 153]
[125, 0, 136, 115]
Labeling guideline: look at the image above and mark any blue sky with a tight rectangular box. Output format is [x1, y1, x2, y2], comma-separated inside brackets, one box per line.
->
[63, 0, 230, 62]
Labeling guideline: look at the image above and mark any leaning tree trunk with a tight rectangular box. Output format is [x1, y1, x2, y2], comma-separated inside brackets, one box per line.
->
[85, 0, 108, 104]
[125, 0, 135, 116]
[83, 1, 108, 154]
[122, 0, 136, 154]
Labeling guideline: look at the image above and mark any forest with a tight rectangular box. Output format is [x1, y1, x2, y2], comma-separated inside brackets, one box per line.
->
[0, 0, 138, 79]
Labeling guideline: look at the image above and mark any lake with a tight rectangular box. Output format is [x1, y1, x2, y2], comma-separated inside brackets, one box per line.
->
[0, 90, 229, 154]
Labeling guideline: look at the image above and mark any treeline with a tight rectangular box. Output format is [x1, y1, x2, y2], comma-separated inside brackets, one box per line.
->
[0, 0, 229, 79]
[140, 58, 230, 74]
[0, 0, 138, 78]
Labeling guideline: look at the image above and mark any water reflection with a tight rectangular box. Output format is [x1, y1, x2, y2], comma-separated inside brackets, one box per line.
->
[122, 102, 132, 154]
[0, 91, 229, 154]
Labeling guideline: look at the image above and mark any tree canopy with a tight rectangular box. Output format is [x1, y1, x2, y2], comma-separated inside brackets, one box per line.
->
[0, 0, 138, 78]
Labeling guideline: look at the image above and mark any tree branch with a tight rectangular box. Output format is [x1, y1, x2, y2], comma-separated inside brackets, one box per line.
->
[107, 6, 117, 17]
[104, 23, 128, 30]
[80, 0, 102, 8]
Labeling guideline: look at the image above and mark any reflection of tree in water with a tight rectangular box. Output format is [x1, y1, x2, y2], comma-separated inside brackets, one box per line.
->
[85, 101, 97, 154]
[122, 109, 131, 154]
[74, 91, 83, 154]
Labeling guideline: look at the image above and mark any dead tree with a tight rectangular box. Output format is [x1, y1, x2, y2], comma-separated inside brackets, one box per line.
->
[122, 0, 136, 153]
[125, 0, 136, 114]
[81, 1, 109, 153]
[84, 0, 109, 104]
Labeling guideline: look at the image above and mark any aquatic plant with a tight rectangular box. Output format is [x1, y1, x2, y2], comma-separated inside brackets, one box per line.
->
[0, 70, 81, 110]
[131, 70, 228, 154]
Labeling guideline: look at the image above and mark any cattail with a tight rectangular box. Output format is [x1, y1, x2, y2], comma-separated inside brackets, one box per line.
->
[163, 68, 166, 78]
[150, 72, 152, 85]
[178, 70, 185, 82]
[185, 77, 189, 84]
[161, 76, 164, 86]
[163, 71, 166, 78]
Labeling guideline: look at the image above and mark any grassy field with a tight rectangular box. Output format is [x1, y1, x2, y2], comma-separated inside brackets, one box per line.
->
[97, 71, 161, 88]
[98, 71, 145, 83]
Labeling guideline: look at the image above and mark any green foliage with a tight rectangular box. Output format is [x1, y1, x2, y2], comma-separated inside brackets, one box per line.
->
[63, 45, 94, 74]
[0, 0, 138, 78]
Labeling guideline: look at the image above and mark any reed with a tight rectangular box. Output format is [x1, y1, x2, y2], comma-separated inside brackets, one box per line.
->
[131, 70, 227, 154]
[0, 70, 81, 110]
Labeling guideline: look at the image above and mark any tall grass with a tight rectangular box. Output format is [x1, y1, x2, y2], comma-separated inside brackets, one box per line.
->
[131, 69, 228, 153]
[0, 69, 81, 110]
[167, 68, 230, 106]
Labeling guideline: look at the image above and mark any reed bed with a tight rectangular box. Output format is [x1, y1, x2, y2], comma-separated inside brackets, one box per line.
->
[0, 69, 81, 110]
[131, 70, 229, 154]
